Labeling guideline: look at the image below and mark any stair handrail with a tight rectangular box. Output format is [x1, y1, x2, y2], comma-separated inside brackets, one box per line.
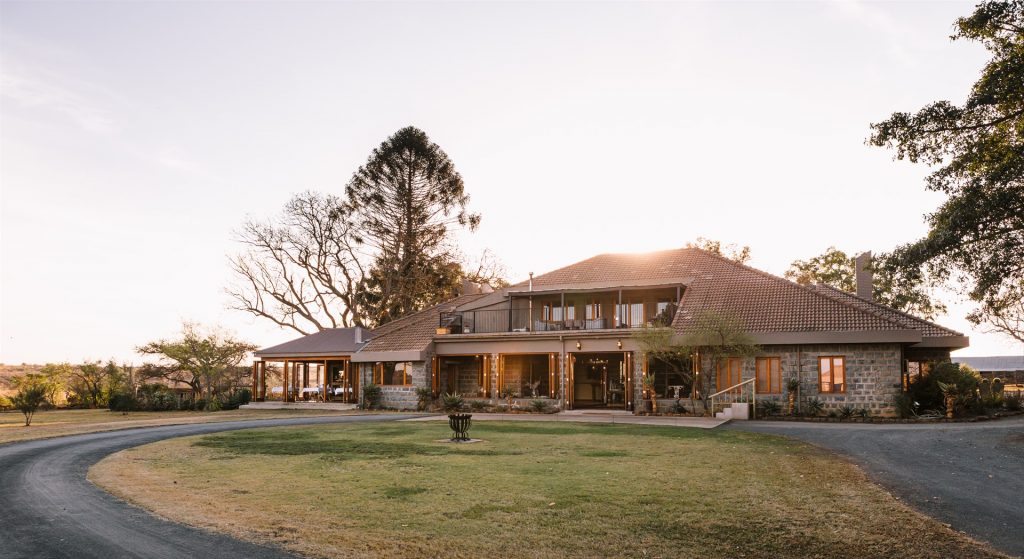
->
[709, 378, 757, 418]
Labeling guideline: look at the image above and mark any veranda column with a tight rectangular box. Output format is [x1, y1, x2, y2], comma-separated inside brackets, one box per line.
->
[260, 361, 267, 401]
[283, 360, 291, 402]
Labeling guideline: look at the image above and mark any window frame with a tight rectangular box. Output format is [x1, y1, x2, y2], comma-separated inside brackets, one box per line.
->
[756, 357, 782, 394]
[716, 357, 743, 392]
[375, 361, 413, 387]
[818, 356, 846, 394]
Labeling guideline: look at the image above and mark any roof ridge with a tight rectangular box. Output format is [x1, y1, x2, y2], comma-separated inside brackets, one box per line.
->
[693, 248, 909, 331]
[811, 283, 963, 337]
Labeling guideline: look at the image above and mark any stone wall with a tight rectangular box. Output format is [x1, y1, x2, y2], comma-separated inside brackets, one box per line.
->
[725, 343, 904, 416]
[359, 358, 431, 411]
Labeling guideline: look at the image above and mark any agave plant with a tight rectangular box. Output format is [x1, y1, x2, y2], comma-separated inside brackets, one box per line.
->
[804, 397, 824, 417]
[758, 399, 781, 417]
[441, 392, 464, 414]
[838, 405, 855, 420]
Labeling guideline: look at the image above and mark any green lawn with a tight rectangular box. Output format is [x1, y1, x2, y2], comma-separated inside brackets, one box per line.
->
[91, 421, 1006, 559]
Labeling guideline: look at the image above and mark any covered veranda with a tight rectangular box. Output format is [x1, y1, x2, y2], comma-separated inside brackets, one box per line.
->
[251, 327, 370, 404]
[251, 356, 357, 403]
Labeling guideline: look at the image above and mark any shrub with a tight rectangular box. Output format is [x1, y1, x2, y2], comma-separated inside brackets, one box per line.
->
[442, 392, 464, 413]
[361, 384, 382, 410]
[1004, 393, 1022, 412]
[498, 386, 517, 411]
[12, 385, 48, 426]
[671, 400, 687, 414]
[907, 362, 980, 416]
[804, 398, 824, 417]
[220, 389, 252, 411]
[0, 395, 12, 411]
[838, 405, 855, 420]
[757, 399, 781, 417]
[826, 409, 839, 419]
[415, 387, 433, 411]
[528, 399, 550, 413]
[856, 407, 870, 419]
[108, 391, 137, 414]
[469, 400, 490, 412]
[894, 392, 918, 418]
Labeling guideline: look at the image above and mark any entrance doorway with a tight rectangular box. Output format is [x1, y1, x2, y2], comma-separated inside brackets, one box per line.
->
[570, 352, 629, 409]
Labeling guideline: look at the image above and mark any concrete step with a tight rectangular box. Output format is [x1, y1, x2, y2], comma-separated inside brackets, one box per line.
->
[240, 402, 358, 411]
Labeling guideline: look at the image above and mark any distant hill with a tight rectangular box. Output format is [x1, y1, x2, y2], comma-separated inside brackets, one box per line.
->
[0, 364, 45, 396]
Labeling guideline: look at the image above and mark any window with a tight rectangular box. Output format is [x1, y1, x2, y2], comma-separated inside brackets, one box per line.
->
[616, 302, 645, 327]
[585, 301, 602, 320]
[499, 354, 552, 398]
[756, 357, 781, 394]
[648, 355, 692, 398]
[542, 303, 575, 322]
[818, 356, 845, 393]
[375, 362, 413, 386]
[716, 358, 743, 392]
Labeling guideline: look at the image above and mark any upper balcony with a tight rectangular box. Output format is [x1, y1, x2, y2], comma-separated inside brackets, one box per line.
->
[438, 287, 680, 335]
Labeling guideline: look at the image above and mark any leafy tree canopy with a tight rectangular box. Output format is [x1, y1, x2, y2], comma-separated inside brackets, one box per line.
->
[868, 1, 1023, 340]
[137, 322, 255, 409]
[785, 247, 946, 320]
[686, 237, 751, 264]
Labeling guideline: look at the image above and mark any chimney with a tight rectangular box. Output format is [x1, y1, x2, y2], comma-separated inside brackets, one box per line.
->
[529, 272, 534, 292]
[354, 326, 363, 344]
[855, 252, 873, 301]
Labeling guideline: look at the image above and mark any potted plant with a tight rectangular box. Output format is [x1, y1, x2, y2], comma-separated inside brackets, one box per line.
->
[442, 392, 472, 441]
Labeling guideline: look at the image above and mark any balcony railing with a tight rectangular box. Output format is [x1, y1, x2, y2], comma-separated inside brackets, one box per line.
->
[439, 303, 678, 335]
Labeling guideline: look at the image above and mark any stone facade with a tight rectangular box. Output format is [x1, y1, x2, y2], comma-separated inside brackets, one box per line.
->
[359, 356, 432, 410]
[361, 343, 948, 416]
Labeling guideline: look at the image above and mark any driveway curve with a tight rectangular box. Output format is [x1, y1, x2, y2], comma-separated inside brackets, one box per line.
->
[0, 414, 418, 559]
[727, 417, 1024, 558]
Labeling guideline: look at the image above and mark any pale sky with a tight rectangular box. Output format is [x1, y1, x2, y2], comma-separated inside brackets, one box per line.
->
[2, 0, 1020, 364]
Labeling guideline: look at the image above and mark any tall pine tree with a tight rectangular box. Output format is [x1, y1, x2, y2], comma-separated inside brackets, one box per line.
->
[346, 127, 481, 326]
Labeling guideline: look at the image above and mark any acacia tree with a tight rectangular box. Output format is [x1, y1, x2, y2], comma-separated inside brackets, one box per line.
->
[869, 1, 1023, 341]
[632, 326, 695, 411]
[229, 191, 368, 335]
[678, 310, 759, 415]
[346, 126, 481, 326]
[137, 323, 256, 410]
[68, 362, 105, 408]
[785, 247, 946, 320]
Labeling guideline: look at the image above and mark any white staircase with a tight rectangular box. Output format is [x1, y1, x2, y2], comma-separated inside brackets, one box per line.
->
[714, 402, 751, 421]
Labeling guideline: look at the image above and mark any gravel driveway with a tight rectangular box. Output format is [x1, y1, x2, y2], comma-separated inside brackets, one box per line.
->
[0, 414, 415, 559]
[727, 417, 1024, 558]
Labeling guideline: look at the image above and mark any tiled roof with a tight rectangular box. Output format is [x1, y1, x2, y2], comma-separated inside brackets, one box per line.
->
[670, 249, 911, 333]
[359, 294, 489, 353]
[517, 248, 701, 287]
[808, 283, 963, 338]
[255, 327, 371, 357]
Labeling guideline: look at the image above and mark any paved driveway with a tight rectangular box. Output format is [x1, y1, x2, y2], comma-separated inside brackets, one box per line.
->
[727, 417, 1024, 558]
[0, 414, 414, 559]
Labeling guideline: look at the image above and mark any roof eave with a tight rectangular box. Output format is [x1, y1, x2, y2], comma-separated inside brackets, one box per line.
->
[910, 335, 970, 349]
[744, 329, 923, 345]
[351, 350, 427, 363]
